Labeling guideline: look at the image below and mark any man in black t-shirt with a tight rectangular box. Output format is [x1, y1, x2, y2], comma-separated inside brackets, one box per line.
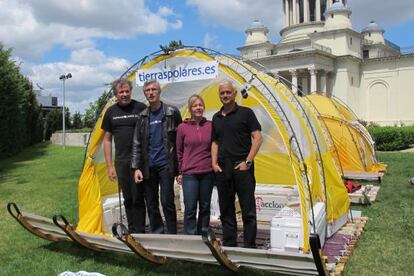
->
[101, 78, 147, 233]
[211, 80, 263, 248]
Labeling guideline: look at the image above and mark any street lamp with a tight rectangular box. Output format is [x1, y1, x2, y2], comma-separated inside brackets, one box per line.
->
[59, 73, 72, 149]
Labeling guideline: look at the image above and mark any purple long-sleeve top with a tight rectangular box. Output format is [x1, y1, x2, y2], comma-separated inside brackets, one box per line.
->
[176, 118, 213, 175]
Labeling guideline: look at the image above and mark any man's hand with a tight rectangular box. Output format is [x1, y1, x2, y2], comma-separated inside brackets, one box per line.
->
[108, 166, 117, 182]
[212, 163, 223, 173]
[234, 161, 249, 171]
[176, 175, 183, 185]
[134, 169, 143, 183]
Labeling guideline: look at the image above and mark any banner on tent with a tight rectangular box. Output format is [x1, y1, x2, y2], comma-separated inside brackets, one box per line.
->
[136, 61, 218, 86]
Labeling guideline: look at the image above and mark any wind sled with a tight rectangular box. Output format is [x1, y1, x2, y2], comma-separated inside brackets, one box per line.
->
[8, 47, 372, 275]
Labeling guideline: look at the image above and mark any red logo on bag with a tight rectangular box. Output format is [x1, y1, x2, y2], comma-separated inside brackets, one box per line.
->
[256, 196, 263, 211]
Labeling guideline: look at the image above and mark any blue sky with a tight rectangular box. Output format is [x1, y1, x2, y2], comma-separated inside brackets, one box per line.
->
[1, 0, 413, 113]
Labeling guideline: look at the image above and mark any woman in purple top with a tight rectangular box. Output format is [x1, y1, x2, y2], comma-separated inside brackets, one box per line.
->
[176, 94, 213, 235]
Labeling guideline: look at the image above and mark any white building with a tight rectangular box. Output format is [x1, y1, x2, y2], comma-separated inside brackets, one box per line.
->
[238, 0, 414, 125]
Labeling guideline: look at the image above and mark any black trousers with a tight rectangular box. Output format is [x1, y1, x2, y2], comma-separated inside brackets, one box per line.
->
[215, 160, 257, 248]
[144, 164, 177, 234]
[115, 161, 146, 233]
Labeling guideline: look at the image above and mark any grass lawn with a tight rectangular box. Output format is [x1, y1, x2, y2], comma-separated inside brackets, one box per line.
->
[0, 143, 413, 275]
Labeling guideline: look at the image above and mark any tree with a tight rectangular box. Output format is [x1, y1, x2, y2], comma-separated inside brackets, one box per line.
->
[160, 40, 184, 54]
[83, 90, 112, 128]
[0, 43, 43, 157]
[72, 112, 83, 129]
[44, 107, 70, 140]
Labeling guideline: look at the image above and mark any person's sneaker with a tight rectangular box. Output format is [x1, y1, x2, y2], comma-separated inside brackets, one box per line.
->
[409, 177, 414, 187]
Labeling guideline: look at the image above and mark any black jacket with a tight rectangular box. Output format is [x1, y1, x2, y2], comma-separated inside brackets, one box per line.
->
[131, 102, 182, 179]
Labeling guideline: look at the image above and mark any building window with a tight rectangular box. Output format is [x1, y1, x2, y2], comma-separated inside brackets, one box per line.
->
[363, 50, 369, 59]
[369, 32, 371, 37]
[331, 14, 334, 19]
[350, 37, 353, 45]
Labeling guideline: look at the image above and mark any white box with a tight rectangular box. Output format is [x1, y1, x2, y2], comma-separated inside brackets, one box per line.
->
[210, 187, 220, 220]
[102, 194, 128, 233]
[270, 203, 328, 252]
[327, 211, 348, 238]
[270, 207, 303, 252]
[309, 202, 327, 247]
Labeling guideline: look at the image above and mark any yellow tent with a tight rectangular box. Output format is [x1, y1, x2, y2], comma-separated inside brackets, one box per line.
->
[76, 48, 350, 253]
[305, 94, 387, 181]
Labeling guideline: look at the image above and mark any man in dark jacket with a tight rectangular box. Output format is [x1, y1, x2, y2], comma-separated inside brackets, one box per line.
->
[131, 80, 182, 234]
[102, 78, 147, 233]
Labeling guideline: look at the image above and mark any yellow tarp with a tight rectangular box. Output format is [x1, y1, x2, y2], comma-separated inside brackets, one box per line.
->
[305, 94, 387, 175]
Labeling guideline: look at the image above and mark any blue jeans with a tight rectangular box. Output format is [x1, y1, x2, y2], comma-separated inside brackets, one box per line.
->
[182, 173, 214, 235]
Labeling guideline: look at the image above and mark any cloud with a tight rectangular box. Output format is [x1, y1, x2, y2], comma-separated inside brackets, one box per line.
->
[186, 0, 282, 36]
[347, 0, 414, 30]
[186, 0, 414, 41]
[203, 33, 221, 49]
[26, 48, 131, 113]
[0, 0, 182, 61]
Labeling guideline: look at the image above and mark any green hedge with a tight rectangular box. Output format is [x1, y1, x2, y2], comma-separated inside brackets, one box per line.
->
[367, 125, 414, 151]
[0, 44, 43, 158]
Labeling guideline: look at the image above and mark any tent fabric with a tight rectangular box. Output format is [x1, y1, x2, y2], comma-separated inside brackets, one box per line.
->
[305, 94, 387, 177]
[76, 48, 350, 253]
[77, 99, 118, 235]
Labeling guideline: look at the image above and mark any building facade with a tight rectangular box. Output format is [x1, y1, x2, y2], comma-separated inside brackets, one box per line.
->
[238, 0, 414, 125]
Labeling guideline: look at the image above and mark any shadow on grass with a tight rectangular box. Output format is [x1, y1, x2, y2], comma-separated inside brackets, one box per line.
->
[0, 142, 49, 183]
[41, 241, 274, 276]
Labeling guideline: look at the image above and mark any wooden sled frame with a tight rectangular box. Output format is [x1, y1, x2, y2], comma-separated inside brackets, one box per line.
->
[7, 202, 69, 242]
[112, 223, 167, 264]
[52, 214, 103, 252]
[202, 228, 240, 272]
[8, 202, 329, 275]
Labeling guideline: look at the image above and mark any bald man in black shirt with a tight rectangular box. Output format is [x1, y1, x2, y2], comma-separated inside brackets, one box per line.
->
[211, 80, 263, 248]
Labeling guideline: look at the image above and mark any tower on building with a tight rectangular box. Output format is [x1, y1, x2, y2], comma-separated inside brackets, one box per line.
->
[245, 20, 269, 45]
[361, 21, 385, 44]
[324, 1, 352, 30]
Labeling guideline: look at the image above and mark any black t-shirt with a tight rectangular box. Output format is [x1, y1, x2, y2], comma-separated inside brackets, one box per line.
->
[101, 100, 146, 162]
[212, 105, 261, 161]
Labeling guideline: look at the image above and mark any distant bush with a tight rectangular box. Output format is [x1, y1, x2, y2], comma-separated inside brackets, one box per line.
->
[368, 125, 414, 151]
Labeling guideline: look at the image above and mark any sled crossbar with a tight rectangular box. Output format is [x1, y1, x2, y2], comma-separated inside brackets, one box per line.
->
[343, 171, 384, 182]
[348, 185, 380, 205]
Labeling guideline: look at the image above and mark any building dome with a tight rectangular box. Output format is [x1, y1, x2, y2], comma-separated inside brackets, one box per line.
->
[324, 1, 351, 16]
[244, 20, 269, 46]
[245, 20, 269, 34]
[361, 21, 384, 34]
